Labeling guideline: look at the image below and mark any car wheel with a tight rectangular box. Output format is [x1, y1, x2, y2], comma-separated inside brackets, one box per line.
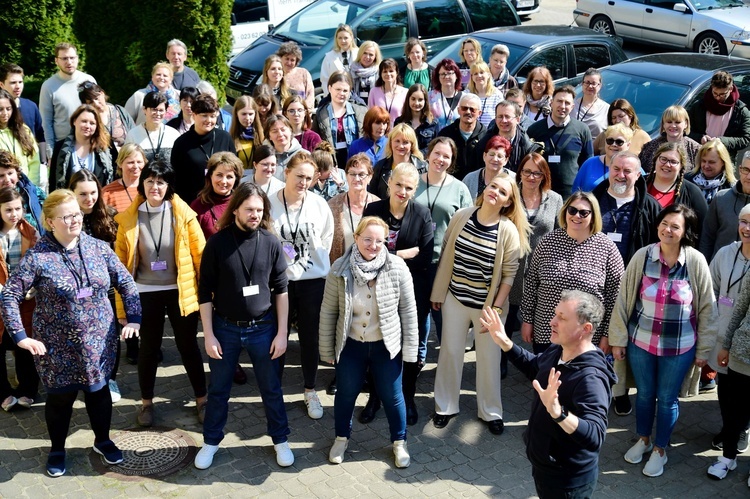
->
[590, 15, 614, 35]
[695, 32, 727, 55]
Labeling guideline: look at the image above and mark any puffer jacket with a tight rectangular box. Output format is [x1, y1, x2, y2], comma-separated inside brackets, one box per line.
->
[319, 245, 418, 364]
[0, 219, 38, 335]
[114, 193, 205, 318]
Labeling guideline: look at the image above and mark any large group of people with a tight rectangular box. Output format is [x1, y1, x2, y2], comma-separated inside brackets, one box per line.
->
[1, 31, 750, 497]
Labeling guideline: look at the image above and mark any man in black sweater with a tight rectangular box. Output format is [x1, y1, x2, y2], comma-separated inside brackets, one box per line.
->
[195, 182, 294, 470]
[482, 290, 616, 498]
[171, 94, 235, 203]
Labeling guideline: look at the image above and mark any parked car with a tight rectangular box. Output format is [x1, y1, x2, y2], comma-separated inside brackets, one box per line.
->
[428, 25, 627, 87]
[574, 0, 750, 57]
[511, 0, 541, 16]
[559, 53, 750, 136]
[226, 0, 521, 103]
[230, 0, 314, 56]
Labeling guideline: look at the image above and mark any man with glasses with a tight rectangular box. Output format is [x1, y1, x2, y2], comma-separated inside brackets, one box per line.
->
[527, 85, 593, 198]
[700, 151, 750, 260]
[39, 43, 96, 152]
[437, 93, 486, 180]
[689, 71, 750, 162]
[473, 100, 540, 172]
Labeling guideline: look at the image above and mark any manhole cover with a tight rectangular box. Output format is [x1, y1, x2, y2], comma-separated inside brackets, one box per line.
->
[89, 427, 197, 480]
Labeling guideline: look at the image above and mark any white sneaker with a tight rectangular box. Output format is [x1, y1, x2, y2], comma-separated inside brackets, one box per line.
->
[108, 380, 121, 403]
[624, 439, 654, 464]
[393, 440, 410, 468]
[16, 397, 33, 409]
[707, 456, 737, 480]
[194, 444, 219, 469]
[1, 395, 17, 412]
[642, 450, 668, 477]
[329, 437, 348, 464]
[274, 441, 294, 467]
[304, 391, 324, 420]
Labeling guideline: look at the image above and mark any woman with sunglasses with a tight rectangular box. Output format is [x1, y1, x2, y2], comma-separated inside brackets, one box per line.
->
[593, 99, 651, 156]
[685, 138, 736, 204]
[321, 24, 358, 97]
[522, 191, 624, 353]
[573, 123, 633, 192]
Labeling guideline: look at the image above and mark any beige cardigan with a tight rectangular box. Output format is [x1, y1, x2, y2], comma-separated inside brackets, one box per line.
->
[430, 206, 520, 309]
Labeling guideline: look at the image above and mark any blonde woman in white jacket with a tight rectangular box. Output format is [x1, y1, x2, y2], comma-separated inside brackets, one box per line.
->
[319, 216, 418, 469]
[320, 24, 359, 96]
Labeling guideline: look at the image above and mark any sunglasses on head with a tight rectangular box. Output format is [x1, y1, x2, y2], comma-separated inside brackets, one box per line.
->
[605, 138, 626, 146]
[566, 206, 592, 218]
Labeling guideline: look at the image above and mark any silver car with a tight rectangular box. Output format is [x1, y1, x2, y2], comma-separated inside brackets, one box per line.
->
[574, 0, 750, 58]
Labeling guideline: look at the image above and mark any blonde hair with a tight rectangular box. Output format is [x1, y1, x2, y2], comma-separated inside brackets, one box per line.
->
[459, 38, 483, 64]
[475, 171, 531, 255]
[354, 215, 388, 237]
[116, 143, 148, 176]
[262, 55, 291, 103]
[356, 41, 383, 67]
[333, 24, 358, 53]
[605, 123, 634, 141]
[693, 138, 736, 183]
[468, 62, 498, 96]
[42, 189, 77, 231]
[559, 191, 603, 235]
[389, 162, 420, 186]
[660, 105, 690, 135]
[385, 124, 423, 161]
[151, 62, 173, 79]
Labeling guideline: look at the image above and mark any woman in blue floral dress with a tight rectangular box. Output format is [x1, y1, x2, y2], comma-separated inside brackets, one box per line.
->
[0, 189, 141, 478]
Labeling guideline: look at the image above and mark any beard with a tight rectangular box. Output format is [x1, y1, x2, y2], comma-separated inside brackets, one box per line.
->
[611, 182, 628, 195]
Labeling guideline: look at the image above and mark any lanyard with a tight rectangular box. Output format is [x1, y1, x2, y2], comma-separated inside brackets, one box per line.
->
[726, 245, 750, 295]
[146, 126, 165, 159]
[346, 192, 370, 233]
[232, 229, 260, 285]
[144, 203, 167, 259]
[440, 91, 458, 124]
[282, 189, 305, 244]
[576, 97, 592, 122]
[549, 123, 568, 155]
[425, 171, 447, 214]
[383, 87, 396, 116]
[198, 130, 216, 161]
[121, 180, 133, 202]
[59, 238, 91, 291]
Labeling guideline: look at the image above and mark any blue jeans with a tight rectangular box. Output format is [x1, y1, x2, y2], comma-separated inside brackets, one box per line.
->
[628, 343, 695, 449]
[203, 313, 289, 446]
[335, 339, 406, 442]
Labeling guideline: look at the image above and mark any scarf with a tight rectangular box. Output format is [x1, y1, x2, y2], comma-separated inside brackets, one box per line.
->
[690, 171, 726, 204]
[146, 82, 180, 122]
[240, 125, 254, 141]
[704, 85, 739, 116]
[526, 94, 551, 119]
[350, 62, 379, 92]
[494, 68, 510, 90]
[350, 244, 387, 287]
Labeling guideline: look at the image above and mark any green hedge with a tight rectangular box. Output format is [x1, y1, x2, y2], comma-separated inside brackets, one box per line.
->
[0, 0, 232, 106]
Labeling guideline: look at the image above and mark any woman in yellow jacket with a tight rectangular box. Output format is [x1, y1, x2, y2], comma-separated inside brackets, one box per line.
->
[114, 160, 206, 427]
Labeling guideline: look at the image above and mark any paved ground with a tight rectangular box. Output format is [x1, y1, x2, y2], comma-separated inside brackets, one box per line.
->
[0, 325, 748, 499]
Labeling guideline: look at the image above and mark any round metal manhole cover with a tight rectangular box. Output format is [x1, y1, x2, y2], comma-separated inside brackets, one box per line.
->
[89, 427, 197, 480]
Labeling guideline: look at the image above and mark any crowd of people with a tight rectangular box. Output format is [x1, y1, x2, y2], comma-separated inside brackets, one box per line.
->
[2, 29, 750, 497]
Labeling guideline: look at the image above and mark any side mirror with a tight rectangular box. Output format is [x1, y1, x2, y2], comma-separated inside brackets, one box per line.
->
[231, 13, 237, 25]
[673, 3, 689, 13]
[268, 23, 274, 32]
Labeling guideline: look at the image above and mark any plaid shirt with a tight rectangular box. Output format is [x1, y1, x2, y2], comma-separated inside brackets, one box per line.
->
[628, 243, 697, 356]
[0, 229, 22, 273]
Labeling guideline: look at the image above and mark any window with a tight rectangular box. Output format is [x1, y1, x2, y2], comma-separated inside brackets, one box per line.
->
[356, 4, 409, 47]
[275, 0, 365, 45]
[463, 0, 519, 31]
[233, 0, 270, 23]
[517, 47, 567, 81]
[415, 0, 468, 40]
[573, 45, 612, 76]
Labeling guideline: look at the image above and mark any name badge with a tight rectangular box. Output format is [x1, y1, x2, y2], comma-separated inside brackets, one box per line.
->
[151, 260, 168, 271]
[335, 140, 348, 150]
[719, 295, 734, 307]
[282, 242, 297, 259]
[243, 285, 260, 297]
[607, 232, 623, 242]
[76, 287, 93, 299]
[548, 155, 561, 163]
[432, 222, 437, 232]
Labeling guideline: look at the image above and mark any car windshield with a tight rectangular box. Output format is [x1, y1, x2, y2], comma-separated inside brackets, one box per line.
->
[430, 37, 527, 73]
[593, 70, 690, 135]
[690, 0, 744, 11]
[272, 0, 367, 45]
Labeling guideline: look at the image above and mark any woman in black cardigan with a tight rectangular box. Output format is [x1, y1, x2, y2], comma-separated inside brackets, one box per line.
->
[360, 162, 433, 425]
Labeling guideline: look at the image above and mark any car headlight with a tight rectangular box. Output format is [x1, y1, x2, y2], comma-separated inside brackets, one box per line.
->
[732, 30, 750, 40]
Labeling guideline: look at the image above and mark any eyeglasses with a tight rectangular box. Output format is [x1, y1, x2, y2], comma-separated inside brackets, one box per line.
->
[521, 169, 543, 179]
[531, 80, 546, 86]
[566, 206, 592, 218]
[495, 114, 516, 121]
[149, 108, 166, 115]
[54, 213, 83, 225]
[583, 80, 600, 87]
[360, 237, 385, 247]
[286, 108, 306, 115]
[740, 219, 750, 227]
[347, 172, 369, 179]
[439, 72, 454, 78]
[56, 56, 78, 62]
[605, 138, 626, 146]
[740, 166, 750, 176]
[657, 156, 680, 167]
[459, 105, 478, 114]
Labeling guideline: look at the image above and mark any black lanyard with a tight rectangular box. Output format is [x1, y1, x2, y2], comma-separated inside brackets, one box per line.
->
[726, 245, 750, 295]
[282, 190, 305, 244]
[549, 122, 569, 155]
[233, 229, 260, 285]
[199, 130, 216, 161]
[59, 238, 91, 291]
[346, 192, 370, 233]
[576, 97, 592, 122]
[440, 91, 458, 124]
[121, 180, 133, 202]
[144, 203, 168, 260]
[425, 171, 447, 214]
[146, 126, 165, 160]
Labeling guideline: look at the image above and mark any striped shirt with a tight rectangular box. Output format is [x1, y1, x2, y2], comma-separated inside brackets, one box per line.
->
[0, 229, 22, 273]
[448, 212, 498, 309]
[628, 243, 697, 356]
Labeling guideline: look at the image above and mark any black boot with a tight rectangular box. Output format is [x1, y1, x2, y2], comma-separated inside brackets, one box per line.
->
[402, 361, 423, 426]
[359, 370, 380, 423]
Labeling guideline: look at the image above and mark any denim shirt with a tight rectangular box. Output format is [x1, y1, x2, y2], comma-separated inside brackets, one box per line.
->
[327, 102, 360, 146]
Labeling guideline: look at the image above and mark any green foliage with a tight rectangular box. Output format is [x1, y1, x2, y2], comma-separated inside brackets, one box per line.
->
[0, 0, 233, 105]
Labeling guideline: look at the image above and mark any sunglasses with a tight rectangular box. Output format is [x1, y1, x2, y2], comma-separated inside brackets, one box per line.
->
[459, 105, 478, 114]
[566, 206, 592, 218]
[605, 138, 626, 146]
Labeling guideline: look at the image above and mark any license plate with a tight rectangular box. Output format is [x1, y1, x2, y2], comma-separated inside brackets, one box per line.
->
[517, 0, 534, 7]
[226, 87, 243, 99]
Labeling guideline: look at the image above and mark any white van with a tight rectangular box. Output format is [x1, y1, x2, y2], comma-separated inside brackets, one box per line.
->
[231, 0, 314, 56]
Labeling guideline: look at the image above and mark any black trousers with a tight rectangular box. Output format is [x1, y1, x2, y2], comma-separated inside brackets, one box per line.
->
[283, 278, 325, 390]
[721, 368, 750, 460]
[138, 290, 205, 400]
[46, 385, 111, 452]
[0, 331, 39, 399]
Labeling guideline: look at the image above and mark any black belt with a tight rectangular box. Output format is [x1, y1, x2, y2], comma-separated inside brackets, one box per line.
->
[218, 313, 272, 328]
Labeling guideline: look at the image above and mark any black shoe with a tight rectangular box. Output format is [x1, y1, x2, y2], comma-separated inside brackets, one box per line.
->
[613, 395, 632, 416]
[406, 398, 418, 426]
[358, 396, 381, 424]
[712, 431, 724, 450]
[433, 413, 455, 429]
[157, 349, 164, 363]
[487, 419, 504, 435]
[233, 364, 248, 385]
[327, 377, 337, 395]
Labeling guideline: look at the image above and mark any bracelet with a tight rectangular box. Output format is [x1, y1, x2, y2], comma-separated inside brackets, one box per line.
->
[492, 306, 503, 316]
[552, 406, 568, 423]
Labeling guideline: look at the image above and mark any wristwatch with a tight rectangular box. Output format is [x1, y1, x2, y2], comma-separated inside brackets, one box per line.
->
[553, 407, 568, 423]
[492, 306, 503, 316]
